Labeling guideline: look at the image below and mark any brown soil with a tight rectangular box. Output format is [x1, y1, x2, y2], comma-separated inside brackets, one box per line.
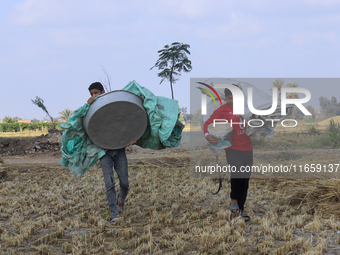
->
[0, 129, 62, 156]
[0, 128, 136, 157]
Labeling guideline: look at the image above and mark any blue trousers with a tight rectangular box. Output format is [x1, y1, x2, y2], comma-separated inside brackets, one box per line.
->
[100, 148, 129, 218]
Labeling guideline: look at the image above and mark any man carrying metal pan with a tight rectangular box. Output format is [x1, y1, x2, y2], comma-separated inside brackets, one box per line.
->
[60, 80, 183, 223]
[87, 82, 136, 223]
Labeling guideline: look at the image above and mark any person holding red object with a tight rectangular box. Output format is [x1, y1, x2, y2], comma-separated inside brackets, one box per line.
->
[204, 86, 253, 222]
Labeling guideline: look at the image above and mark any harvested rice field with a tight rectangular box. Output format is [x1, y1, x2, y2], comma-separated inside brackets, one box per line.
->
[0, 130, 340, 254]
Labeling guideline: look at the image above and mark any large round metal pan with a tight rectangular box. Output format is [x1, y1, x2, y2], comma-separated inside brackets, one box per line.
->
[82, 90, 148, 150]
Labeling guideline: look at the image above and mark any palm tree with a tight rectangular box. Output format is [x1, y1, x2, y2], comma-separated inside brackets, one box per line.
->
[285, 82, 300, 99]
[58, 108, 73, 122]
[31, 96, 54, 122]
[285, 82, 300, 119]
[151, 42, 192, 99]
[269, 79, 285, 100]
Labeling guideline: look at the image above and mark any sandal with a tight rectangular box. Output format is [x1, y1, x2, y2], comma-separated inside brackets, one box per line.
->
[240, 212, 250, 222]
[230, 203, 240, 215]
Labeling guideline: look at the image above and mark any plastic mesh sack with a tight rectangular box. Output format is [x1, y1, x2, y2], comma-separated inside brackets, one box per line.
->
[207, 123, 233, 149]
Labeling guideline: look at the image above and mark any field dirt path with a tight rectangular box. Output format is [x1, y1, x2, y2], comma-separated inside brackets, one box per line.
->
[3, 147, 339, 165]
[3, 151, 190, 166]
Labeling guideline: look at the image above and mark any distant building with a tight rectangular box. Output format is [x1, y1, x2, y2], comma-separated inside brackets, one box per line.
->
[47, 118, 58, 123]
[18, 119, 33, 123]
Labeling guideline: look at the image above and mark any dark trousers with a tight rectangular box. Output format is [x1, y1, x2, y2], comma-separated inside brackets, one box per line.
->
[100, 148, 129, 218]
[226, 149, 253, 211]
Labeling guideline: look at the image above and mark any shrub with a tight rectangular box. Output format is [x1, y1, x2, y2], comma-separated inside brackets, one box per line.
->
[327, 119, 340, 147]
[299, 134, 332, 148]
[306, 126, 321, 135]
[0, 122, 61, 133]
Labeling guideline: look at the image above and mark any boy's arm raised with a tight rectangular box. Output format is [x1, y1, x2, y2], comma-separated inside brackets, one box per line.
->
[87, 97, 96, 105]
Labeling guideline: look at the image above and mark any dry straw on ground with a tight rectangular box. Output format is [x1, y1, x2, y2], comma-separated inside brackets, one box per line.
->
[0, 148, 340, 254]
[0, 123, 339, 254]
[318, 116, 340, 126]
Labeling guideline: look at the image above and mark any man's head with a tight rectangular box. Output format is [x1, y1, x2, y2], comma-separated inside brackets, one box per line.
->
[224, 88, 233, 107]
[88, 82, 105, 97]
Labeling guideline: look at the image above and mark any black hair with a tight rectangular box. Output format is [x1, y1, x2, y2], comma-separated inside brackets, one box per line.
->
[88, 82, 104, 92]
[224, 88, 232, 96]
[224, 84, 239, 96]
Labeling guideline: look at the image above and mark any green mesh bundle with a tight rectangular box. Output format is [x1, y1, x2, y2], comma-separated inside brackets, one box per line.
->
[59, 103, 106, 177]
[59, 80, 184, 177]
[122, 80, 184, 150]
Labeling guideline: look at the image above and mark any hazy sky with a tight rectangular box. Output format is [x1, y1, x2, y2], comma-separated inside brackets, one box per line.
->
[0, 0, 339, 120]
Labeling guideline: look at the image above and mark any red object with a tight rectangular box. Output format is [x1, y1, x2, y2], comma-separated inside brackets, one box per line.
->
[197, 82, 223, 106]
[204, 103, 252, 151]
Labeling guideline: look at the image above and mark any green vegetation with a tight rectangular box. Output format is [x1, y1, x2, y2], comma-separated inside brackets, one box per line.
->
[187, 108, 200, 125]
[319, 95, 340, 118]
[151, 42, 192, 99]
[269, 79, 284, 99]
[2, 116, 19, 123]
[274, 134, 332, 149]
[269, 79, 308, 120]
[306, 125, 321, 135]
[0, 122, 60, 133]
[31, 96, 54, 122]
[300, 134, 333, 148]
[327, 119, 340, 147]
[58, 108, 73, 122]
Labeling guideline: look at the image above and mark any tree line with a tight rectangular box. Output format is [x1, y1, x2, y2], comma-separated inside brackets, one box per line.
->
[0, 122, 60, 133]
